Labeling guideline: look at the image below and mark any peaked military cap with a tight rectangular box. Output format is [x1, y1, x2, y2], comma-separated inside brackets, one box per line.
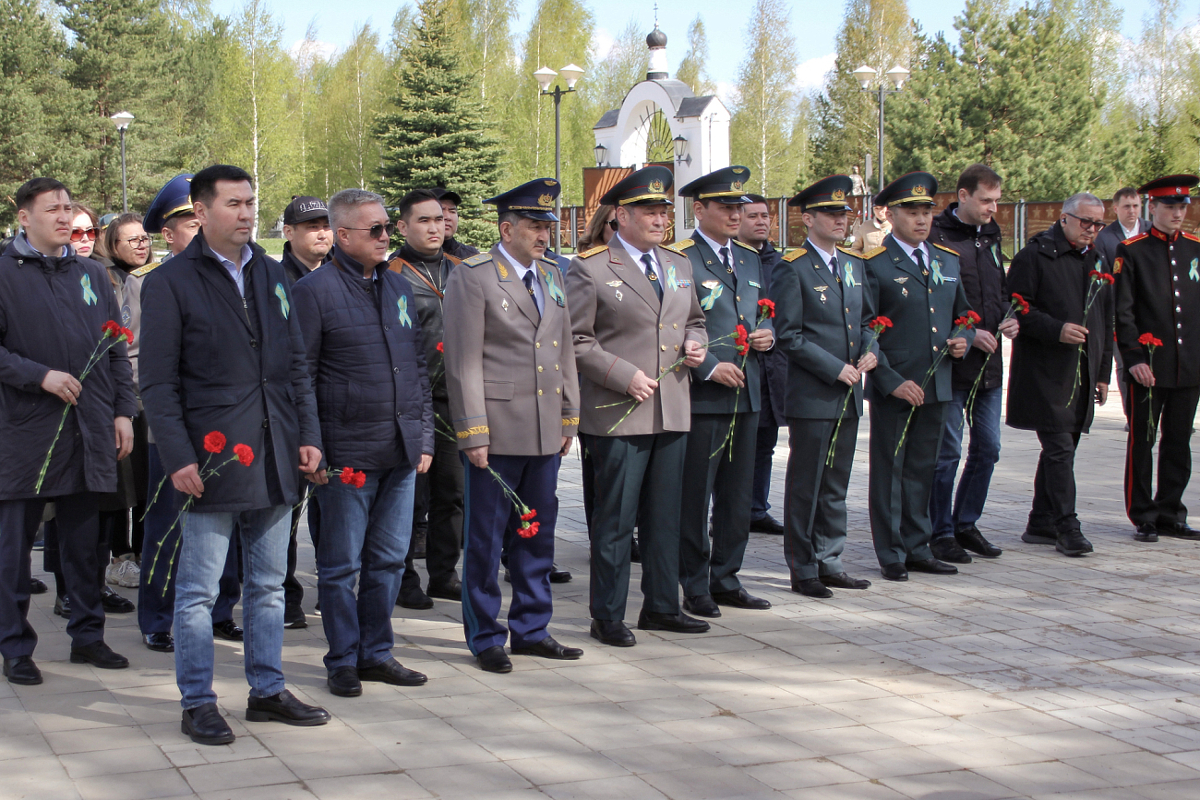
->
[789, 174, 854, 211]
[599, 165, 674, 206]
[283, 195, 328, 225]
[144, 174, 194, 232]
[875, 171, 938, 207]
[431, 187, 463, 206]
[484, 178, 560, 221]
[1140, 174, 1198, 205]
[678, 166, 752, 203]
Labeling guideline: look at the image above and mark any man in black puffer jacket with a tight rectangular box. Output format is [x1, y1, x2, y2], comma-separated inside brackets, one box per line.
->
[927, 165, 1015, 565]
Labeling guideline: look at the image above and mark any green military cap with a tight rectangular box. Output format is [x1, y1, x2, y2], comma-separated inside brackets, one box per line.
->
[789, 174, 854, 211]
[875, 171, 938, 207]
[678, 166, 752, 203]
[600, 166, 675, 207]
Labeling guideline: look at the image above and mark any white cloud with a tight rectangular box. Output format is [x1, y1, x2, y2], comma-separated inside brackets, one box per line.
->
[794, 52, 836, 93]
[288, 38, 337, 64]
[591, 27, 615, 61]
[714, 80, 738, 106]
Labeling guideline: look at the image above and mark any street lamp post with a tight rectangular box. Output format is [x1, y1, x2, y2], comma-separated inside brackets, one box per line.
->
[110, 111, 135, 213]
[851, 65, 909, 193]
[535, 63, 584, 251]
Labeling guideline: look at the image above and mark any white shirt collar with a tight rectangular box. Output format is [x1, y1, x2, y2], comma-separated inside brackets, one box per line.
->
[806, 239, 837, 271]
[497, 242, 534, 275]
[892, 236, 929, 265]
[1120, 221, 1139, 240]
[693, 227, 732, 260]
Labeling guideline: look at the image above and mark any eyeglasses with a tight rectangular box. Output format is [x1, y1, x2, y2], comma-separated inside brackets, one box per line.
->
[122, 235, 152, 246]
[342, 222, 396, 240]
[1064, 212, 1105, 231]
[70, 227, 98, 243]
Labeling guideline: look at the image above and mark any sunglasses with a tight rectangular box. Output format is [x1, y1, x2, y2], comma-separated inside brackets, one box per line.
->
[342, 222, 396, 240]
[607, 219, 618, 231]
[1063, 212, 1105, 231]
[70, 227, 99, 243]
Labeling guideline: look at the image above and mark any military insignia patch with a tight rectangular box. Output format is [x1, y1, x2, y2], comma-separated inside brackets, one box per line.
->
[902, 287, 909, 297]
[832, 189, 846, 202]
[497, 263, 509, 279]
[605, 280, 624, 287]
[702, 280, 720, 289]
[649, 179, 665, 194]
[894, 277, 909, 284]
[615, 290, 623, 301]
[538, 194, 554, 207]
[274, 283, 290, 319]
[731, 181, 744, 192]
[1113, 257, 1123, 275]
[501, 298, 509, 311]
[913, 184, 927, 196]
[748, 280, 761, 288]
[814, 285, 829, 292]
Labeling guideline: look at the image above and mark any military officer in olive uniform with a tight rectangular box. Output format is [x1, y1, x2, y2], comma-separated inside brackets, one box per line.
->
[771, 175, 877, 598]
[674, 166, 773, 617]
[1115, 174, 1200, 542]
[863, 173, 975, 582]
[443, 179, 583, 674]
[567, 166, 710, 648]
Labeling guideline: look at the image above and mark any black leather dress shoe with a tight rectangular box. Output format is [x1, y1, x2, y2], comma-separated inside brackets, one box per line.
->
[956, 525, 1002, 557]
[881, 563, 909, 581]
[906, 558, 959, 575]
[1135, 523, 1160, 542]
[477, 645, 513, 673]
[820, 572, 871, 590]
[143, 632, 175, 653]
[1158, 522, 1200, 540]
[30, 577, 48, 595]
[427, 577, 462, 601]
[284, 605, 307, 629]
[1021, 528, 1057, 545]
[792, 578, 832, 598]
[53, 594, 70, 618]
[359, 657, 428, 686]
[682, 594, 721, 617]
[3, 655, 42, 685]
[397, 588, 434, 610]
[1056, 530, 1094, 557]
[102, 586, 135, 613]
[183, 702, 235, 745]
[327, 666, 362, 697]
[637, 610, 710, 634]
[590, 619, 636, 647]
[246, 689, 331, 726]
[511, 636, 583, 660]
[213, 620, 244, 642]
[749, 514, 785, 534]
[70, 640, 129, 669]
[931, 537, 973, 564]
[549, 564, 572, 583]
[712, 588, 771, 610]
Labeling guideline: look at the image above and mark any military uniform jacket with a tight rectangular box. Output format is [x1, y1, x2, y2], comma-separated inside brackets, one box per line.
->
[567, 238, 708, 436]
[770, 242, 872, 420]
[443, 245, 579, 457]
[678, 235, 772, 414]
[1114, 227, 1200, 388]
[864, 235, 974, 405]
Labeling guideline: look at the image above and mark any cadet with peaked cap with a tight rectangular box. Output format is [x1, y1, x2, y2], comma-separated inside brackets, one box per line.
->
[673, 166, 773, 618]
[1115, 174, 1200, 543]
[771, 175, 877, 598]
[566, 166, 711, 647]
[443, 178, 583, 674]
[862, 172, 975, 582]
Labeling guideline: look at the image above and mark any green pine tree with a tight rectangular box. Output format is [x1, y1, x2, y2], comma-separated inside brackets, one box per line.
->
[376, 0, 503, 247]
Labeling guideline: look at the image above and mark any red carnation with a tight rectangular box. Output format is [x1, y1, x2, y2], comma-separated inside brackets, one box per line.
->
[436, 342, 444, 353]
[352, 471, 366, 488]
[233, 444, 254, 466]
[203, 431, 226, 454]
[101, 320, 122, 338]
[340, 468, 357, 485]
[517, 521, 540, 539]
[1011, 293, 1030, 314]
[757, 298, 776, 318]
[520, 509, 537, 522]
[967, 310, 981, 325]
[121, 326, 135, 344]
[1089, 270, 1103, 280]
[1138, 332, 1163, 348]
[871, 316, 893, 329]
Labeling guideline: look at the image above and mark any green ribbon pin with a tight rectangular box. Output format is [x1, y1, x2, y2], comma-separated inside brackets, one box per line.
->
[1190, 258, 1198, 282]
[274, 283, 290, 319]
[843, 262, 856, 288]
[667, 265, 678, 292]
[931, 259, 945, 285]
[700, 283, 724, 311]
[80, 274, 98, 306]
[398, 296, 412, 327]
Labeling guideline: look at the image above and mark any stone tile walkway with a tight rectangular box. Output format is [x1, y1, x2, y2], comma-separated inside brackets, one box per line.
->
[5, 394, 1200, 799]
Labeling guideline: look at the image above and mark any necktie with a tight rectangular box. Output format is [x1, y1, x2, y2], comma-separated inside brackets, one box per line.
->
[914, 248, 927, 275]
[720, 246, 734, 277]
[523, 271, 541, 316]
[642, 254, 663, 302]
[830, 255, 839, 278]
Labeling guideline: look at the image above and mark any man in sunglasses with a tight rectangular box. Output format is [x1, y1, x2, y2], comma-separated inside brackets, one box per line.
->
[1006, 192, 1112, 558]
[1114, 175, 1200, 544]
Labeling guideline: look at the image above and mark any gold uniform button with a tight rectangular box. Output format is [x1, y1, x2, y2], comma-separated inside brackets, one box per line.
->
[739, 315, 745, 321]
[537, 389, 543, 396]
[736, 295, 741, 302]
[553, 340, 558, 346]
[845, 307, 850, 313]
[658, 324, 663, 330]
[674, 345, 680, 351]
[537, 366, 544, 372]
[535, 342, 541, 348]
[555, 387, 561, 394]
[672, 323, 678, 329]
[932, 327, 938, 333]
[933, 345, 940, 352]
[554, 364, 559, 370]
[661, 345, 667, 351]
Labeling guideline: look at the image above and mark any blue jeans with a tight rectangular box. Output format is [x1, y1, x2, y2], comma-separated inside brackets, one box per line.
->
[931, 386, 1002, 540]
[175, 505, 289, 709]
[316, 465, 415, 671]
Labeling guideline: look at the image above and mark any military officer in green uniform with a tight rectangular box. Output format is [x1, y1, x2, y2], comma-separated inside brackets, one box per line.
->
[771, 175, 877, 598]
[567, 166, 710, 647]
[673, 166, 773, 617]
[863, 173, 974, 582]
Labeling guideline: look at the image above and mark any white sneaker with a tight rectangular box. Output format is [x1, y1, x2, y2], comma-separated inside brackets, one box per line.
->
[107, 555, 141, 588]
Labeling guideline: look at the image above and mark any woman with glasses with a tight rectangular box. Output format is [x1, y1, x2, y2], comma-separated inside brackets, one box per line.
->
[70, 205, 101, 260]
[577, 204, 617, 253]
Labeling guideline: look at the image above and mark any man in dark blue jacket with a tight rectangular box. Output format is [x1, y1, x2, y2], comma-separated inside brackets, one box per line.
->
[0, 178, 138, 686]
[293, 189, 434, 698]
[140, 165, 328, 745]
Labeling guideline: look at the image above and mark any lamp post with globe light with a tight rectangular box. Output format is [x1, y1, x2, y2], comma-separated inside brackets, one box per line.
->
[110, 111, 135, 213]
[535, 63, 584, 250]
[851, 65, 909, 193]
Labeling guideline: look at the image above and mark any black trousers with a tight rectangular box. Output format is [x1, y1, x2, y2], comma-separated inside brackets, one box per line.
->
[587, 432, 686, 620]
[402, 399, 464, 593]
[283, 483, 318, 610]
[869, 399, 948, 566]
[783, 415, 857, 581]
[2, 493, 104, 658]
[1029, 431, 1083, 534]
[679, 411, 758, 596]
[1125, 383, 1200, 527]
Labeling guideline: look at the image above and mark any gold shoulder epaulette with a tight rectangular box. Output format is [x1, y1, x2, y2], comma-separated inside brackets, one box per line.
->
[660, 243, 686, 256]
[1123, 232, 1149, 246]
[862, 245, 888, 259]
[578, 245, 608, 258]
[733, 239, 757, 252]
[781, 248, 808, 262]
[129, 261, 161, 278]
[463, 253, 492, 267]
[931, 242, 959, 256]
[673, 238, 696, 249]
[1183, 232, 1200, 243]
[835, 245, 858, 258]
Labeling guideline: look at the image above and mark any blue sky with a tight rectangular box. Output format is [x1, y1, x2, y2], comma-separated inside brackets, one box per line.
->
[213, 0, 1148, 96]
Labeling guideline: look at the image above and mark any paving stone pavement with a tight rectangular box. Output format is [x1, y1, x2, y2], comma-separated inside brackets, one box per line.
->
[5, 389, 1200, 800]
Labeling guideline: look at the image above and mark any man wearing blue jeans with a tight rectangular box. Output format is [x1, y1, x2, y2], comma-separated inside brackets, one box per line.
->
[292, 188, 434, 697]
[929, 165, 1015, 563]
[140, 165, 328, 745]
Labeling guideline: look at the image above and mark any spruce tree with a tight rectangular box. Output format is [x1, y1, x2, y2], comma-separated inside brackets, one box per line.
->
[376, 0, 503, 247]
